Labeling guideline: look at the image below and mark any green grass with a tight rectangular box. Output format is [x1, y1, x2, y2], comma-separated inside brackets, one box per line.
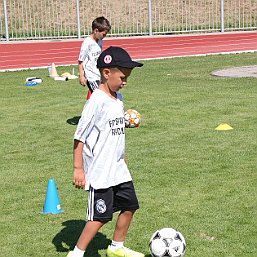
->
[1, 52, 257, 257]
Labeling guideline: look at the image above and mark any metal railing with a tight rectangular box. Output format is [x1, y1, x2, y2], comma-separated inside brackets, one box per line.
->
[1, 0, 257, 41]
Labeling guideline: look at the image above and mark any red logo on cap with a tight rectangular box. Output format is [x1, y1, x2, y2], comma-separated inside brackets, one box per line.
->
[104, 55, 112, 64]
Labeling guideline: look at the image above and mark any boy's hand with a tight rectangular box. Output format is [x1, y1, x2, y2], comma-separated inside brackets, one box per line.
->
[73, 167, 85, 189]
[79, 76, 87, 86]
[78, 61, 86, 86]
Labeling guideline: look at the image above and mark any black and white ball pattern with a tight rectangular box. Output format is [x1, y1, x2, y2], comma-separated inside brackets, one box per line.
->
[149, 228, 186, 257]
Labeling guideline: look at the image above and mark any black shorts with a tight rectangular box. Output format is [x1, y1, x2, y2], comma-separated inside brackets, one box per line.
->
[86, 181, 139, 222]
[86, 80, 100, 93]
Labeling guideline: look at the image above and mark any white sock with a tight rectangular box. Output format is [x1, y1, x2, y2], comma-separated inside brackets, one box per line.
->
[110, 240, 124, 251]
[72, 246, 85, 257]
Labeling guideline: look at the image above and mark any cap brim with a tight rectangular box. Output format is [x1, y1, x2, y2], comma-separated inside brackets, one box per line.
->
[117, 61, 143, 68]
[97, 61, 143, 69]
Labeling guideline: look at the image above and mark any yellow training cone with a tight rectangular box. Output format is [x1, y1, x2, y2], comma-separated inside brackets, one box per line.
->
[215, 123, 233, 131]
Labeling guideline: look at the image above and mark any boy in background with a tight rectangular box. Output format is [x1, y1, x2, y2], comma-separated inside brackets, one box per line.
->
[68, 46, 144, 257]
[78, 16, 111, 99]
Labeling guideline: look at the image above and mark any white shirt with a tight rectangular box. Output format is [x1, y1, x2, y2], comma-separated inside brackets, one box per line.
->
[78, 37, 102, 81]
[74, 89, 132, 190]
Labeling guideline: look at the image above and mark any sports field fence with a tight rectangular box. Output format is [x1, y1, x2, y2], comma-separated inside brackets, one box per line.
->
[0, 0, 257, 41]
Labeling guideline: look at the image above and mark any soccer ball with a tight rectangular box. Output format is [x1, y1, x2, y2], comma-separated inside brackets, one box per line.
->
[149, 228, 186, 257]
[124, 109, 141, 128]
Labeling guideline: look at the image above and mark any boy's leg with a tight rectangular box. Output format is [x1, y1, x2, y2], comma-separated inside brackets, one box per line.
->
[76, 220, 105, 250]
[68, 186, 111, 257]
[111, 182, 139, 243]
[68, 221, 105, 257]
[107, 182, 144, 257]
[112, 210, 135, 242]
[107, 211, 144, 257]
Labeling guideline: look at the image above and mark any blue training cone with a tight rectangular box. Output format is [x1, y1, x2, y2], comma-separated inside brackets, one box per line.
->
[40, 179, 64, 214]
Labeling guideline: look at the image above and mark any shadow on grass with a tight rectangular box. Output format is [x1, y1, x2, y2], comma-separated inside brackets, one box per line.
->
[67, 116, 81, 125]
[52, 219, 111, 257]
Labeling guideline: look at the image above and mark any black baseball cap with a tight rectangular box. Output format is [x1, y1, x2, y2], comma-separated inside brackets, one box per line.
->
[97, 46, 143, 69]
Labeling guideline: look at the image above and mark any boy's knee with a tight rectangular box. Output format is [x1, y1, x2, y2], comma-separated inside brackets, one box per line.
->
[120, 209, 137, 215]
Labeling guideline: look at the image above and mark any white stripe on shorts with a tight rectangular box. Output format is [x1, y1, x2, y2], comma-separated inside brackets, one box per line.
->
[92, 81, 98, 91]
[87, 187, 94, 221]
[87, 80, 99, 92]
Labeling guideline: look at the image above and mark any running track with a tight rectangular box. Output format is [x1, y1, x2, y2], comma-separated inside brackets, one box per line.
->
[0, 31, 256, 71]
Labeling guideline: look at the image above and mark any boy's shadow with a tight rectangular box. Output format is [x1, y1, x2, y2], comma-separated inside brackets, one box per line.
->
[67, 116, 81, 125]
[52, 219, 111, 257]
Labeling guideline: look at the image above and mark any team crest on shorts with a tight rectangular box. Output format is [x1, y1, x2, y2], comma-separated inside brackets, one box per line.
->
[96, 199, 106, 214]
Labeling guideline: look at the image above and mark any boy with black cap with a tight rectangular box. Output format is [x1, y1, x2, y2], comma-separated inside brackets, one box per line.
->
[68, 47, 144, 257]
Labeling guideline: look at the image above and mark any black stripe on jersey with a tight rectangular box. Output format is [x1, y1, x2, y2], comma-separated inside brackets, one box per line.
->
[91, 126, 100, 155]
[84, 124, 100, 156]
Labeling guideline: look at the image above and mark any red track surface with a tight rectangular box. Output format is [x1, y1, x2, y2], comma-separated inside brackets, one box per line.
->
[0, 31, 256, 71]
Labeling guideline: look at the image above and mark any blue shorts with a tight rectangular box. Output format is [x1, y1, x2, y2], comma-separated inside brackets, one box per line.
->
[86, 181, 139, 222]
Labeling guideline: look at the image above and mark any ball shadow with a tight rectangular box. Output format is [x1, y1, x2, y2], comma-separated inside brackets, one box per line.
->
[67, 116, 81, 125]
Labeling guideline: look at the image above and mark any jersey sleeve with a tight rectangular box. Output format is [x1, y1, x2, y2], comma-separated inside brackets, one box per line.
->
[74, 100, 98, 143]
[78, 40, 89, 62]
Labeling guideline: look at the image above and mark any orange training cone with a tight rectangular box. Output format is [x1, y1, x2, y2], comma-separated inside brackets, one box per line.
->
[40, 179, 64, 214]
[50, 63, 59, 78]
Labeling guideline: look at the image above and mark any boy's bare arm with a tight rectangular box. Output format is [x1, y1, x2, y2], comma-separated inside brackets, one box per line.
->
[78, 61, 86, 86]
[73, 139, 86, 189]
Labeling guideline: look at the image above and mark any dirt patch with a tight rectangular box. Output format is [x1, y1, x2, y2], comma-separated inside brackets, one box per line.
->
[211, 65, 257, 78]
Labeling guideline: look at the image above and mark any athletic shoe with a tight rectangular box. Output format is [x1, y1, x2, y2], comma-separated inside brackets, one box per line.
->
[106, 246, 144, 257]
[66, 251, 74, 257]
